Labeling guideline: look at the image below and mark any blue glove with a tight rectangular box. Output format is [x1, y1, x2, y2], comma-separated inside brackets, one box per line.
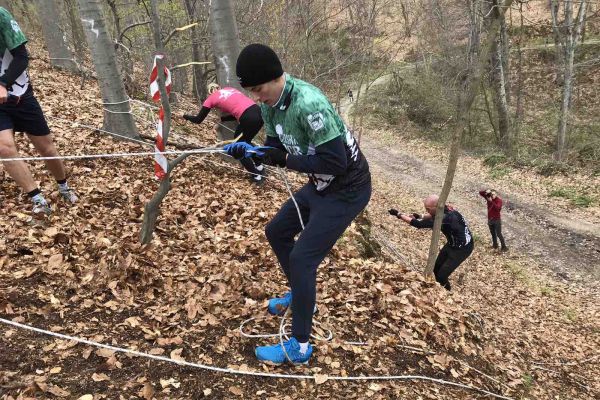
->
[223, 142, 261, 159]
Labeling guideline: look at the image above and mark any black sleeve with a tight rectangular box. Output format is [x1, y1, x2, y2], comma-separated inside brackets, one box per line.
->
[264, 135, 286, 151]
[410, 218, 434, 229]
[285, 136, 348, 175]
[0, 44, 29, 89]
[193, 106, 211, 124]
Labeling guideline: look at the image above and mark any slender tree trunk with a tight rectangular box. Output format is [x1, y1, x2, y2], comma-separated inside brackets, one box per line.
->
[425, 0, 515, 276]
[550, 0, 565, 84]
[513, 2, 525, 150]
[64, 0, 86, 67]
[36, 0, 77, 72]
[183, 0, 208, 101]
[554, 0, 587, 161]
[208, 0, 242, 140]
[467, 0, 481, 65]
[140, 0, 187, 245]
[488, 0, 512, 152]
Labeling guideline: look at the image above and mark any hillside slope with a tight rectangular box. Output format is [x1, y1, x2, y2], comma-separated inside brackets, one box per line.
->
[0, 45, 598, 399]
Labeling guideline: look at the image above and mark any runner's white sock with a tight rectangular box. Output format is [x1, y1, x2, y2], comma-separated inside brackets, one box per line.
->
[256, 164, 264, 171]
[299, 341, 309, 354]
[31, 193, 46, 204]
[58, 182, 70, 192]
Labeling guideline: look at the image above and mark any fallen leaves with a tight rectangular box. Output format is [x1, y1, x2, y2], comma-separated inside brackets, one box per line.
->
[228, 385, 243, 396]
[170, 348, 185, 362]
[0, 39, 597, 400]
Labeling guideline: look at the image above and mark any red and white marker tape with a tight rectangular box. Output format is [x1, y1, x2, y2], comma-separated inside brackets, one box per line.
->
[149, 54, 172, 180]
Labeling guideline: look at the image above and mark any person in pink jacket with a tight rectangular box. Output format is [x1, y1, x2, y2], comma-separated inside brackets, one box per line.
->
[184, 84, 265, 184]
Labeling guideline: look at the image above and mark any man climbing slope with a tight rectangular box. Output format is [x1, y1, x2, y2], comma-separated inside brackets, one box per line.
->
[389, 195, 474, 291]
[225, 43, 371, 365]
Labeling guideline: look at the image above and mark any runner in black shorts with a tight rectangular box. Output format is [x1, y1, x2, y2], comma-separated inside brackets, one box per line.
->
[0, 7, 77, 215]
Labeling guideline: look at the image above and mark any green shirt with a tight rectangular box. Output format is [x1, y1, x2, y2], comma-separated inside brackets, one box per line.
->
[261, 74, 347, 154]
[0, 7, 29, 96]
[260, 74, 369, 191]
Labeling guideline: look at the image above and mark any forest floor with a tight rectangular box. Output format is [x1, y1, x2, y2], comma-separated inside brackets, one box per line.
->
[0, 48, 599, 400]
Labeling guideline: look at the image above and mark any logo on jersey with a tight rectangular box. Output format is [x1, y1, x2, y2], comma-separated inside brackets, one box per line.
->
[307, 112, 325, 131]
[345, 129, 359, 161]
[10, 20, 21, 33]
[219, 88, 236, 100]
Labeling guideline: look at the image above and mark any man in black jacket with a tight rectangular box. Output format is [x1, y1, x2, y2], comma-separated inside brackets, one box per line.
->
[0, 7, 77, 216]
[389, 194, 474, 290]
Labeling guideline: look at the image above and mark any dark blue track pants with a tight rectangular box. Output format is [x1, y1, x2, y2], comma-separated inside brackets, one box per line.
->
[265, 181, 372, 343]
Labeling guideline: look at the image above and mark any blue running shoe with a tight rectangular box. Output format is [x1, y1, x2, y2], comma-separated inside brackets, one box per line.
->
[267, 291, 292, 315]
[255, 337, 313, 365]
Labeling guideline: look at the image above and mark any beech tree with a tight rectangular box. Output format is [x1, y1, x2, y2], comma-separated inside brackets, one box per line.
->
[35, 0, 78, 72]
[425, 0, 515, 276]
[550, 0, 588, 161]
[77, 0, 138, 138]
[208, 0, 242, 141]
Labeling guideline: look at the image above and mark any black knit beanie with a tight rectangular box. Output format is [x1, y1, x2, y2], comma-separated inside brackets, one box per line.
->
[236, 44, 283, 88]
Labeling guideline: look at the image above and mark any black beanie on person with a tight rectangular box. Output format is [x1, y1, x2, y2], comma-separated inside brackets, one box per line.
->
[236, 44, 284, 88]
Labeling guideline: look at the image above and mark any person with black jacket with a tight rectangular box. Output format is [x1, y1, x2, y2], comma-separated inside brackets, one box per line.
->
[225, 44, 371, 365]
[389, 194, 474, 290]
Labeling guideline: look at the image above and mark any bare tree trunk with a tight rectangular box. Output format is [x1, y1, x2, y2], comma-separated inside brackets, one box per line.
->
[105, 0, 134, 95]
[467, 0, 481, 65]
[488, 0, 512, 152]
[553, 0, 587, 161]
[64, 0, 87, 67]
[183, 0, 208, 101]
[208, 0, 241, 141]
[77, 0, 138, 138]
[140, 0, 192, 245]
[36, 0, 77, 72]
[550, 0, 565, 83]
[513, 2, 525, 150]
[425, 0, 515, 276]
[400, 1, 411, 37]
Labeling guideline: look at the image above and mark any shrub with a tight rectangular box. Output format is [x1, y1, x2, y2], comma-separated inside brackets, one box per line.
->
[483, 153, 508, 167]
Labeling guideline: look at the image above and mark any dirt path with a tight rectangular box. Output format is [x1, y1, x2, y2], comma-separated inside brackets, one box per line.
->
[340, 81, 600, 288]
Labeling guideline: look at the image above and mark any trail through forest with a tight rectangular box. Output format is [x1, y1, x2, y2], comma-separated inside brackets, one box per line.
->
[341, 77, 600, 289]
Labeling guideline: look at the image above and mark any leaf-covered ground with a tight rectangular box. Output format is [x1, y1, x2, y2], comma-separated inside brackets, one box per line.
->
[1, 44, 599, 400]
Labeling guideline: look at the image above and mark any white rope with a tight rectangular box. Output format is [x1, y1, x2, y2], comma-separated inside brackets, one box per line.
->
[100, 98, 132, 105]
[0, 317, 513, 399]
[239, 315, 333, 341]
[0, 148, 224, 163]
[103, 108, 133, 114]
[202, 157, 288, 184]
[280, 167, 305, 230]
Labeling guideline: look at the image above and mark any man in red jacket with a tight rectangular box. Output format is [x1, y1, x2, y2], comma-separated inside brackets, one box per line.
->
[479, 189, 507, 251]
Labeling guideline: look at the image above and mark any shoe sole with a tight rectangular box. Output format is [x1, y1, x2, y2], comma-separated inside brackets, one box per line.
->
[257, 360, 309, 366]
[255, 353, 310, 366]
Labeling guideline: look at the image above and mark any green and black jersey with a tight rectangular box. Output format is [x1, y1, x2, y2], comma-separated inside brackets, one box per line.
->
[0, 7, 30, 96]
[260, 74, 369, 192]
